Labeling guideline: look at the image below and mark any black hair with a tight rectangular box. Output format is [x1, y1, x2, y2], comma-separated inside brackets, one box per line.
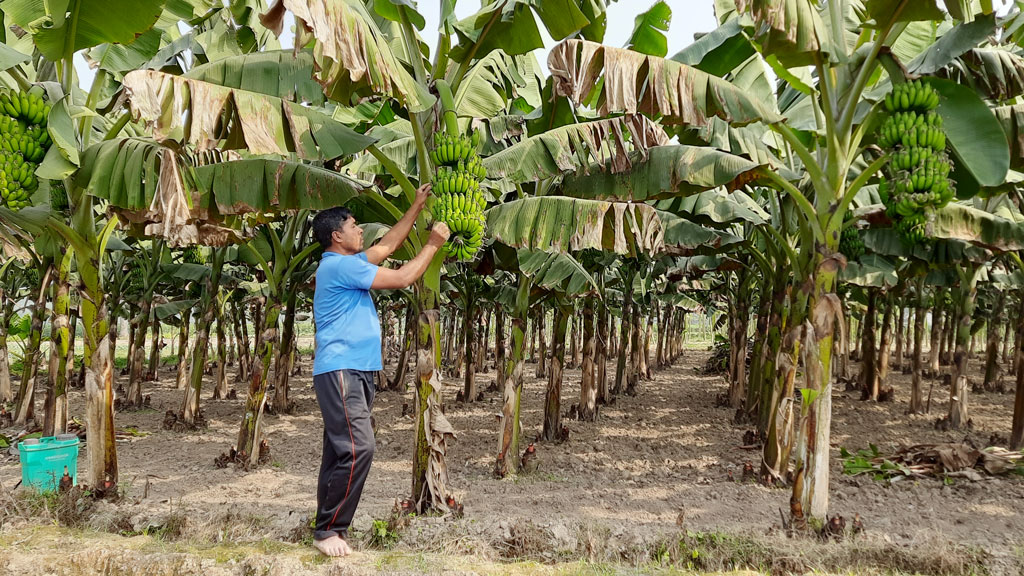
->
[312, 207, 354, 248]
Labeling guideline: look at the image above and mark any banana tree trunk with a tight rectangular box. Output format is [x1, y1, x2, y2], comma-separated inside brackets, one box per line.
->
[388, 303, 414, 391]
[250, 300, 263, 365]
[609, 316, 618, 358]
[877, 294, 894, 387]
[928, 299, 942, 374]
[174, 308, 192, 391]
[235, 296, 281, 467]
[625, 303, 642, 396]
[893, 305, 905, 372]
[15, 263, 53, 425]
[0, 296, 14, 403]
[232, 300, 249, 383]
[760, 280, 791, 480]
[495, 305, 506, 391]
[596, 296, 609, 405]
[655, 305, 666, 368]
[948, 268, 981, 428]
[757, 281, 786, 437]
[478, 309, 488, 373]
[764, 324, 797, 485]
[126, 299, 152, 408]
[147, 315, 160, 381]
[1012, 292, 1024, 449]
[791, 254, 838, 526]
[463, 297, 476, 401]
[543, 304, 569, 441]
[181, 250, 225, 425]
[942, 304, 955, 366]
[910, 298, 926, 414]
[747, 278, 774, 421]
[271, 286, 298, 414]
[983, 292, 1006, 390]
[728, 291, 750, 409]
[105, 304, 118, 387]
[1002, 320, 1013, 365]
[1015, 299, 1024, 380]
[568, 311, 579, 370]
[496, 276, 529, 477]
[641, 313, 653, 380]
[73, 195, 118, 494]
[452, 311, 464, 378]
[614, 277, 634, 395]
[213, 301, 229, 400]
[527, 313, 536, 362]
[44, 252, 73, 436]
[535, 308, 547, 378]
[860, 290, 878, 401]
[411, 280, 453, 512]
[579, 296, 597, 421]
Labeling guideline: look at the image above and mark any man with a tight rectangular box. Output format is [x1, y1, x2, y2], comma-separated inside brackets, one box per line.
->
[309, 183, 449, 557]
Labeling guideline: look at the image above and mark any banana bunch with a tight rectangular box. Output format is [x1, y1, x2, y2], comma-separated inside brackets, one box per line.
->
[433, 188, 487, 217]
[0, 89, 49, 125]
[884, 79, 940, 112]
[433, 163, 482, 195]
[880, 109, 942, 148]
[441, 210, 485, 261]
[878, 116, 946, 150]
[0, 132, 47, 162]
[127, 261, 145, 293]
[431, 131, 480, 167]
[839, 224, 865, 261]
[430, 129, 489, 261]
[183, 246, 206, 265]
[0, 151, 37, 209]
[0, 87, 52, 211]
[877, 80, 956, 246]
[50, 181, 68, 212]
[894, 213, 928, 244]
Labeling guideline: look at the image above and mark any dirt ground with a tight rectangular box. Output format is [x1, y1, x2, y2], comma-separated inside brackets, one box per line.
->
[2, 349, 1023, 575]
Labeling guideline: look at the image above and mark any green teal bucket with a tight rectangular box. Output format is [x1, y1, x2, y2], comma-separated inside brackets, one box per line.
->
[18, 434, 80, 492]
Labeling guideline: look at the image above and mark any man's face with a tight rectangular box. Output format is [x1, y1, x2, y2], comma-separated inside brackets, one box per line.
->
[332, 217, 363, 253]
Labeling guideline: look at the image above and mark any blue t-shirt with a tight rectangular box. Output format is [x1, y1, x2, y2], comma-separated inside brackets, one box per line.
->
[313, 252, 382, 374]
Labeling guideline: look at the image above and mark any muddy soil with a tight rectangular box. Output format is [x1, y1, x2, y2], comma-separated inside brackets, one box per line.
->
[2, 349, 1023, 574]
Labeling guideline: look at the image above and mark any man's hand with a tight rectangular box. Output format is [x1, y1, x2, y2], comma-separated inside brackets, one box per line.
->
[428, 221, 451, 247]
[414, 182, 432, 211]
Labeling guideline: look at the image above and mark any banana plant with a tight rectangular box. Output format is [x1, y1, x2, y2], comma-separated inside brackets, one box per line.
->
[544, 0, 1021, 525]
[0, 257, 38, 405]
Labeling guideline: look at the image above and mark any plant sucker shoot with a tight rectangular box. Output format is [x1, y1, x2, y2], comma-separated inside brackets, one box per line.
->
[430, 130, 487, 261]
[878, 80, 956, 245]
[0, 87, 51, 210]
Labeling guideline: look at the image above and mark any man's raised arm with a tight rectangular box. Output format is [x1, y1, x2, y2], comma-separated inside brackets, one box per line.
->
[370, 222, 450, 290]
[365, 183, 431, 265]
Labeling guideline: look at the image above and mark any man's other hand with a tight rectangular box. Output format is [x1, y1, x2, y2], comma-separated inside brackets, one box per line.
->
[414, 182, 432, 210]
[429, 221, 451, 247]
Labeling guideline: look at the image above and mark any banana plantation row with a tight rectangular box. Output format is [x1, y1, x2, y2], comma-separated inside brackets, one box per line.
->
[3, 0, 1024, 531]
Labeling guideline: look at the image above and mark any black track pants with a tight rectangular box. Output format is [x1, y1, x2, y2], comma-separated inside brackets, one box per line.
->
[313, 369, 376, 541]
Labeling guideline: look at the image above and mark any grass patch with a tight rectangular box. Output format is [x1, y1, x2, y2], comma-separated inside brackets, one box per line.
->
[637, 530, 989, 576]
[365, 518, 401, 550]
[0, 484, 96, 530]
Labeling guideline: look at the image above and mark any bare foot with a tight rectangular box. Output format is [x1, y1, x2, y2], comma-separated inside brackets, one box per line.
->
[313, 534, 351, 557]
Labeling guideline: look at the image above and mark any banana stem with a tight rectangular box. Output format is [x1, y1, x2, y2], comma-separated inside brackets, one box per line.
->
[435, 79, 459, 135]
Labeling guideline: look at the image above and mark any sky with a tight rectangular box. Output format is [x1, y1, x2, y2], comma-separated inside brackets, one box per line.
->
[414, 0, 719, 75]
[72, 1, 718, 88]
[73, 0, 1020, 89]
